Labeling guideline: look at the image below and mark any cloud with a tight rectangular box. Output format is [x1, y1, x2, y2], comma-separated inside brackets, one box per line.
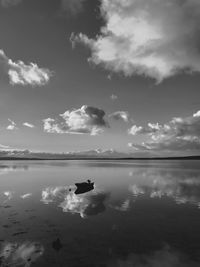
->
[129, 110, 200, 152]
[41, 186, 70, 204]
[1, 0, 22, 7]
[72, 0, 200, 82]
[0, 165, 28, 176]
[43, 105, 109, 135]
[108, 245, 199, 267]
[128, 123, 161, 135]
[129, 138, 200, 152]
[60, 190, 108, 218]
[23, 122, 35, 128]
[0, 149, 32, 158]
[0, 148, 130, 159]
[0, 144, 10, 149]
[109, 111, 129, 122]
[110, 94, 118, 101]
[4, 191, 14, 201]
[129, 184, 145, 197]
[111, 199, 130, 212]
[6, 119, 17, 130]
[128, 168, 200, 208]
[41, 185, 109, 218]
[61, 0, 87, 16]
[65, 148, 129, 158]
[0, 241, 44, 266]
[0, 49, 52, 86]
[20, 193, 32, 199]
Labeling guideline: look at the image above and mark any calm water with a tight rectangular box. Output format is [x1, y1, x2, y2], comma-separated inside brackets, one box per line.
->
[0, 160, 200, 266]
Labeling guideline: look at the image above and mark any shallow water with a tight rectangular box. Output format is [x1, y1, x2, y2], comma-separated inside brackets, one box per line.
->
[0, 160, 200, 266]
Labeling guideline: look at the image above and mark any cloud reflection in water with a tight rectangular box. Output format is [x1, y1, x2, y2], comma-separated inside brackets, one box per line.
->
[0, 241, 44, 266]
[129, 168, 200, 208]
[3, 191, 14, 202]
[108, 245, 199, 267]
[41, 185, 109, 218]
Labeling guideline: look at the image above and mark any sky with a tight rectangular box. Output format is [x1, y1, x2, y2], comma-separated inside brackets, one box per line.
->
[0, 0, 200, 157]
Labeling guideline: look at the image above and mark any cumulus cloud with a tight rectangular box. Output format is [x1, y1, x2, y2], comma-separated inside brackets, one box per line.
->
[72, 0, 200, 82]
[110, 94, 118, 101]
[129, 138, 200, 152]
[128, 168, 200, 208]
[43, 105, 109, 135]
[41, 185, 109, 218]
[41, 186, 70, 204]
[0, 49, 52, 86]
[1, 0, 22, 7]
[60, 190, 108, 218]
[23, 122, 35, 128]
[7, 119, 17, 130]
[129, 123, 162, 135]
[0, 241, 44, 266]
[61, 0, 87, 16]
[129, 110, 200, 152]
[109, 111, 129, 122]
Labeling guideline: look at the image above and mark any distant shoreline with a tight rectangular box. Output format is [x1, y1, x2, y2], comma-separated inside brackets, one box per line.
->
[0, 156, 200, 160]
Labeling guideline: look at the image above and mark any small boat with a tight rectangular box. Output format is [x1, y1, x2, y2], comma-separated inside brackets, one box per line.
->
[74, 179, 94, 194]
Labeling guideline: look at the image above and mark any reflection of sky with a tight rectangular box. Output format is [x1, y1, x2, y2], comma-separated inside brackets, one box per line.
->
[41, 185, 109, 218]
[3, 191, 14, 201]
[0, 161, 200, 266]
[0, 241, 44, 266]
[0, 164, 29, 174]
[1, 162, 200, 212]
[108, 245, 199, 267]
[128, 168, 200, 208]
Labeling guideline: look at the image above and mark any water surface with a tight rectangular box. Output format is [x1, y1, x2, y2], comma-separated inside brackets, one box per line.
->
[0, 160, 200, 266]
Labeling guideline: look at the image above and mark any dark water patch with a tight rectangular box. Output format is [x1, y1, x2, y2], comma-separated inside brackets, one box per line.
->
[52, 238, 63, 252]
[12, 231, 28, 236]
[2, 225, 11, 229]
[28, 215, 36, 220]
[25, 209, 35, 212]
[11, 221, 20, 225]
[1, 205, 12, 209]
